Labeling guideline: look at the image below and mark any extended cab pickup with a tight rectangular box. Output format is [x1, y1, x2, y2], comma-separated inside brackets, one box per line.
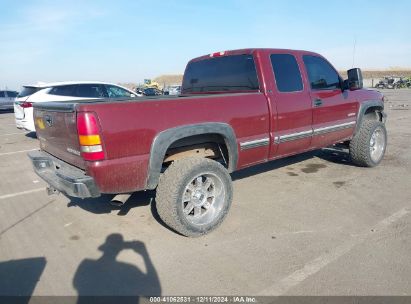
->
[29, 49, 387, 237]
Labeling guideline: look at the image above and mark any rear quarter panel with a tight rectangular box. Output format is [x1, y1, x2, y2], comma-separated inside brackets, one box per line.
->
[78, 93, 270, 192]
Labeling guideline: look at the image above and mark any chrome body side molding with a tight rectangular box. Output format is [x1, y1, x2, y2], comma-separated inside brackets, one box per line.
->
[279, 130, 312, 143]
[240, 138, 270, 150]
[313, 121, 356, 136]
[272, 121, 356, 144]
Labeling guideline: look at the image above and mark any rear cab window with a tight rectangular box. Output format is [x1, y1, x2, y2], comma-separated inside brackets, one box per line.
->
[303, 55, 341, 90]
[18, 87, 42, 98]
[182, 54, 259, 93]
[270, 54, 303, 92]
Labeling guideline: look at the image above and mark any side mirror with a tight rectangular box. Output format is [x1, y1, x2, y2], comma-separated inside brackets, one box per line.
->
[346, 68, 363, 90]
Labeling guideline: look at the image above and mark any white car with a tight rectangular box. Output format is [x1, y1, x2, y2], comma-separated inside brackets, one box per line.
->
[0, 90, 18, 110]
[164, 85, 181, 96]
[14, 81, 138, 132]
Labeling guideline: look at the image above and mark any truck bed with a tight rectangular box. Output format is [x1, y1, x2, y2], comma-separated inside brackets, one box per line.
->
[32, 90, 270, 193]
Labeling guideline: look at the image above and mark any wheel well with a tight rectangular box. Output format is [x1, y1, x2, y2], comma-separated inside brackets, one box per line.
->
[162, 134, 229, 169]
[364, 106, 383, 121]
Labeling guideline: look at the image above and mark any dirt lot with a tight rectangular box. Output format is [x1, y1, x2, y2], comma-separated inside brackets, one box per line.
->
[0, 89, 410, 297]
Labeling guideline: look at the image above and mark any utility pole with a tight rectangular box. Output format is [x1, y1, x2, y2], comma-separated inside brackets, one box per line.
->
[352, 37, 357, 68]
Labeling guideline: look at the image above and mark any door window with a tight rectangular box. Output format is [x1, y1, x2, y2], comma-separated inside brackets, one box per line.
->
[270, 54, 303, 92]
[303, 55, 340, 90]
[105, 85, 134, 98]
[75, 84, 106, 98]
[49, 85, 77, 96]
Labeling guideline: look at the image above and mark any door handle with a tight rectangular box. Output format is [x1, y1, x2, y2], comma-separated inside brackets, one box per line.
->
[313, 98, 323, 107]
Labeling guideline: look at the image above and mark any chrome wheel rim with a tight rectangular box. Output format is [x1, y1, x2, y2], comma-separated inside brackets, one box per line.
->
[370, 127, 385, 163]
[181, 173, 225, 226]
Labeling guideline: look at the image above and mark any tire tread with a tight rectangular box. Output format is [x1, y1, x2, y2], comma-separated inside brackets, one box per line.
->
[156, 157, 232, 237]
[349, 120, 386, 167]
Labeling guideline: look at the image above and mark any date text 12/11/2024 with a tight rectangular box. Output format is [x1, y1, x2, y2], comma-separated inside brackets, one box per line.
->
[149, 297, 257, 303]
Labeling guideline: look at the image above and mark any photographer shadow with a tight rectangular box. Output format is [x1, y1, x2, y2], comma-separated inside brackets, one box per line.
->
[73, 234, 161, 302]
[0, 257, 46, 299]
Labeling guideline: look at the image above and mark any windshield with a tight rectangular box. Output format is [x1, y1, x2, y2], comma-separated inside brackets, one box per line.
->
[182, 54, 259, 93]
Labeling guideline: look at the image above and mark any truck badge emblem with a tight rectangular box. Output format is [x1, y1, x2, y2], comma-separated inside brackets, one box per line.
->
[44, 115, 53, 127]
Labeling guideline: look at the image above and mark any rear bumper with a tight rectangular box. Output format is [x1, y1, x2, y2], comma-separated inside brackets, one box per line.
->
[14, 105, 35, 132]
[15, 118, 35, 132]
[28, 150, 100, 198]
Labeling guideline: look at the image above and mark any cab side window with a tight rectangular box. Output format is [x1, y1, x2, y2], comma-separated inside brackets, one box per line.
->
[49, 85, 77, 96]
[270, 54, 303, 92]
[303, 55, 340, 90]
[75, 84, 106, 98]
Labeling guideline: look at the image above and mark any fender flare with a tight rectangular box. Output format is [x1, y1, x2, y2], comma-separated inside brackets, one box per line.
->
[146, 122, 238, 189]
[355, 99, 386, 135]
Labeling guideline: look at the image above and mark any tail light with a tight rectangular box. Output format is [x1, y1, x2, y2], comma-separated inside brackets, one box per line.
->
[20, 101, 33, 108]
[77, 112, 105, 161]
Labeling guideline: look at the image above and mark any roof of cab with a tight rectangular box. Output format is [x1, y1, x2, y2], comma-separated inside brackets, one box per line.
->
[188, 48, 321, 64]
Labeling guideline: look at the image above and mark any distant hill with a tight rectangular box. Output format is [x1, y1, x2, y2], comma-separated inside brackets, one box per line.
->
[153, 75, 183, 87]
[118, 74, 183, 91]
[117, 82, 139, 91]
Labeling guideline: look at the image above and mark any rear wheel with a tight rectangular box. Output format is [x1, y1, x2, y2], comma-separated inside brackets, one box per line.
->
[156, 157, 233, 237]
[349, 120, 387, 167]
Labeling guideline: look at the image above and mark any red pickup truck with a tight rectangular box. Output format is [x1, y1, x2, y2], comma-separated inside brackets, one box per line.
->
[29, 48, 387, 237]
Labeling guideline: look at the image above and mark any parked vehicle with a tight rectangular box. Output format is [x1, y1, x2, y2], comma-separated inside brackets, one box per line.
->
[135, 88, 144, 97]
[375, 76, 396, 89]
[14, 81, 138, 132]
[142, 87, 162, 96]
[0, 90, 18, 110]
[164, 85, 181, 96]
[393, 77, 411, 89]
[28, 49, 387, 237]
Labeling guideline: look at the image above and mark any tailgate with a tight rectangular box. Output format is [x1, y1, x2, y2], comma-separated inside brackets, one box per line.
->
[33, 102, 85, 169]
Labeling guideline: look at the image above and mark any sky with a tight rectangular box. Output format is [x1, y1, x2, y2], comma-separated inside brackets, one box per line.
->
[1, 0, 410, 90]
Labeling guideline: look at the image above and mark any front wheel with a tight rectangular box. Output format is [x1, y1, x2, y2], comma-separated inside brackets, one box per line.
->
[156, 157, 233, 237]
[349, 120, 387, 167]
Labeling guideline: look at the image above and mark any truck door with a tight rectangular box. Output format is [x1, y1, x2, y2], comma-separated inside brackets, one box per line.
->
[269, 53, 313, 158]
[302, 55, 357, 148]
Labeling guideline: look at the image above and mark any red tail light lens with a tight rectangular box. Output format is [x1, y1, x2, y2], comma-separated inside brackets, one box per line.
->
[20, 102, 33, 108]
[77, 112, 105, 161]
